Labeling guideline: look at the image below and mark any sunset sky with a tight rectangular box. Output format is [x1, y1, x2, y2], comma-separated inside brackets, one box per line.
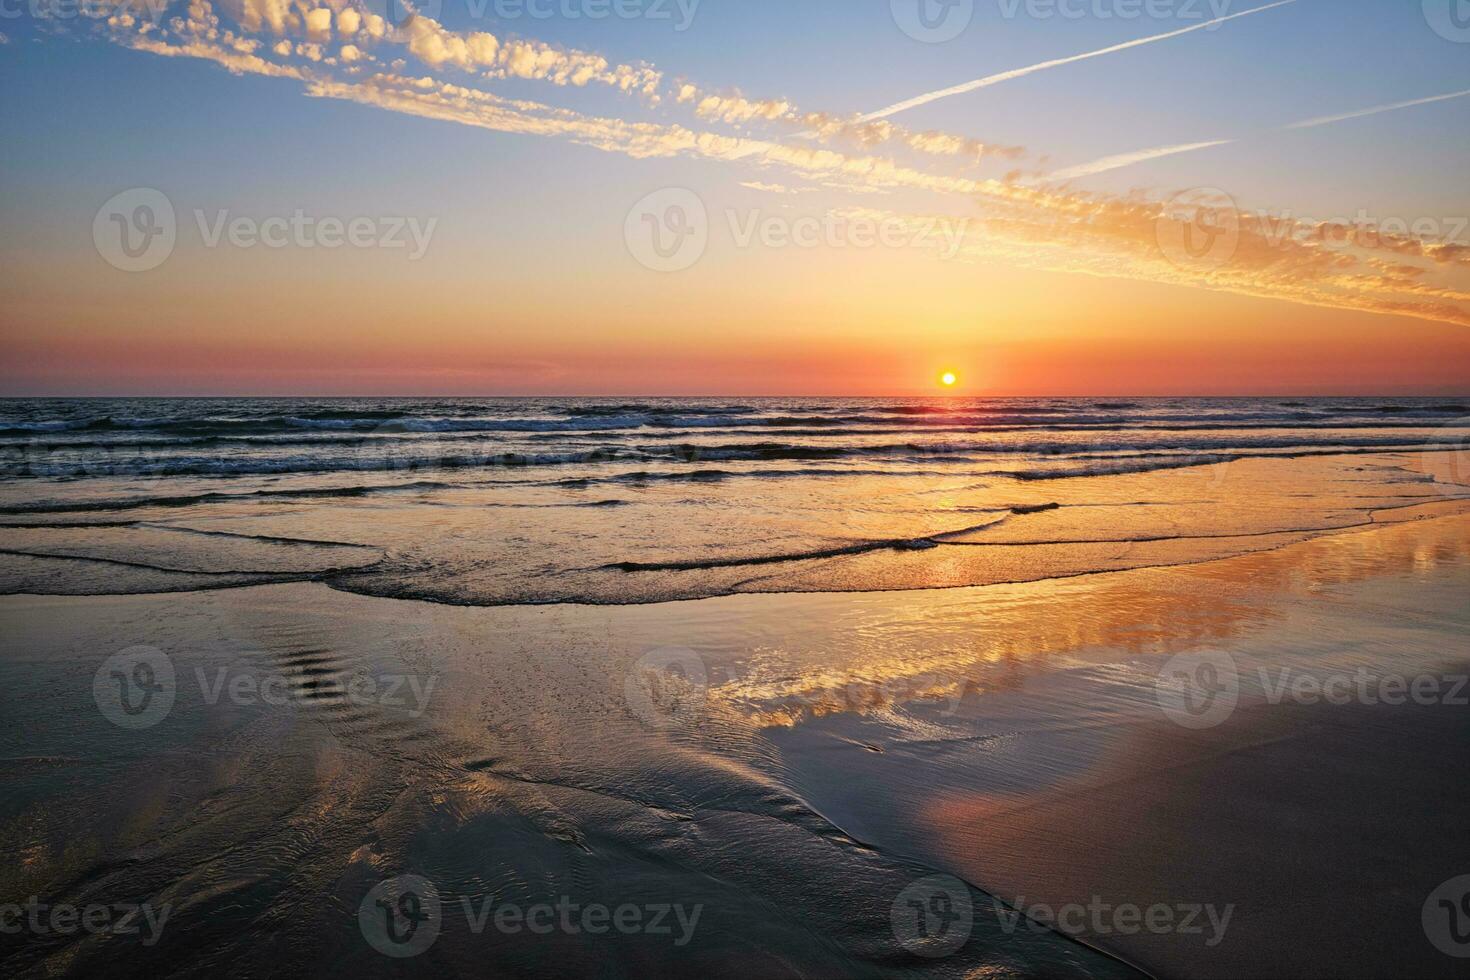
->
[1, 0, 1467, 395]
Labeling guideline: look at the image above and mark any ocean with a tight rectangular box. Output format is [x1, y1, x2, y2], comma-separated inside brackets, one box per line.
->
[1, 396, 1466, 605]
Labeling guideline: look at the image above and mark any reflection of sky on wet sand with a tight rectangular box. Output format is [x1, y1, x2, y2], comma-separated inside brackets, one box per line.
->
[751, 513, 1470, 977]
[707, 507, 1470, 731]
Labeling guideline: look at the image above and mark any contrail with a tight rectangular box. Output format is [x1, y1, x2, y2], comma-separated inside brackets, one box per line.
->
[860, 0, 1297, 122]
[1281, 87, 1470, 130]
[1046, 87, 1470, 181]
[1047, 139, 1236, 180]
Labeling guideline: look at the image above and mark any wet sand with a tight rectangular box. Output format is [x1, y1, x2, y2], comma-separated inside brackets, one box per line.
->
[1, 508, 1468, 976]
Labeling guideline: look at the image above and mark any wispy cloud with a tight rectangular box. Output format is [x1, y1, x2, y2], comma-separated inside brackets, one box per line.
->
[859, 0, 1297, 121]
[1281, 88, 1470, 130]
[75, 0, 1470, 330]
[1047, 88, 1470, 180]
[1048, 140, 1235, 180]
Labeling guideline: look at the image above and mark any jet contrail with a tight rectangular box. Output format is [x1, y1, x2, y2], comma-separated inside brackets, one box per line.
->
[860, 0, 1298, 122]
[1046, 87, 1470, 181]
[1281, 87, 1470, 130]
[1047, 139, 1236, 180]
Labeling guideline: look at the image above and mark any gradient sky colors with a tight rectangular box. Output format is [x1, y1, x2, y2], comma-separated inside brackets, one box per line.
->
[1, 0, 1467, 395]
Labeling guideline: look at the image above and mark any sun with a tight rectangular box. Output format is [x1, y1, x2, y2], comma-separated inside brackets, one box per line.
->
[940, 371, 958, 388]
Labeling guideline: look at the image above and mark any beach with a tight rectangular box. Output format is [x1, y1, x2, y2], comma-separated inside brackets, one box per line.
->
[1, 397, 1469, 977]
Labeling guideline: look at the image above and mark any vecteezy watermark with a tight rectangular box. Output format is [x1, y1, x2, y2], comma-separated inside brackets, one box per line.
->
[93, 188, 437, 272]
[1256, 667, 1470, 709]
[460, 0, 701, 30]
[891, 875, 974, 958]
[623, 646, 708, 729]
[997, 0, 1235, 23]
[993, 895, 1234, 947]
[193, 209, 436, 260]
[724, 209, 971, 259]
[1155, 650, 1240, 729]
[91, 647, 439, 730]
[624, 188, 709, 272]
[892, 0, 975, 43]
[360, 876, 442, 958]
[1156, 651, 1470, 729]
[359, 875, 703, 958]
[93, 646, 177, 729]
[0, 897, 171, 946]
[625, 189, 971, 272]
[0, 0, 170, 26]
[1424, 875, 1470, 958]
[364, 0, 441, 27]
[1423, 0, 1470, 43]
[1156, 187, 1241, 270]
[93, 188, 177, 273]
[1253, 209, 1469, 253]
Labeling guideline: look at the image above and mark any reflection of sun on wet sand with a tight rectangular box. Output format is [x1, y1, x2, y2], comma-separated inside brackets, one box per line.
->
[708, 498, 1470, 730]
[758, 513, 1470, 979]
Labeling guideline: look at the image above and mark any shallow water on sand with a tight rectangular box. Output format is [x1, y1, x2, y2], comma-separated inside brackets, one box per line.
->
[1, 398, 1468, 605]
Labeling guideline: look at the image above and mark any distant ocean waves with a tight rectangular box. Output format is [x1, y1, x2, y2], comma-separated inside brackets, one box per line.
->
[0, 396, 1466, 483]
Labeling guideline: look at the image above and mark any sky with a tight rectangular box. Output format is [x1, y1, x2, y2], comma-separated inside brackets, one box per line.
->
[0, 0, 1467, 396]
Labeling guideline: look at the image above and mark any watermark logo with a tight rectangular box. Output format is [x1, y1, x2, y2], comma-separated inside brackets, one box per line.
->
[624, 646, 708, 729]
[364, 0, 441, 28]
[625, 188, 708, 272]
[626, 192, 971, 272]
[997, 0, 1236, 23]
[2, 0, 171, 27]
[1424, 875, 1470, 957]
[93, 190, 436, 272]
[727, 209, 971, 259]
[1257, 667, 1468, 708]
[892, 0, 974, 43]
[93, 646, 176, 729]
[93, 188, 176, 273]
[193, 209, 436, 260]
[891, 875, 973, 958]
[360, 875, 442, 958]
[993, 895, 1233, 947]
[358, 876, 703, 953]
[1155, 650, 1239, 729]
[1157, 187, 1240, 270]
[0, 897, 171, 946]
[93, 649, 437, 727]
[1424, 0, 1470, 42]
[462, 0, 700, 30]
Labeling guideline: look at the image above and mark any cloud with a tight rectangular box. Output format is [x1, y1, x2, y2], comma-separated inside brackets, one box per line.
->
[739, 181, 800, 195]
[1281, 88, 1470, 130]
[860, 0, 1298, 121]
[304, 7, 330, 41]
[1047, 87, 1470, 180]
[672, 83, 1020, 163]
[92, 0, 1470, 331]
[1048, 140, 1236, 180]
[693, 91, 795, 125]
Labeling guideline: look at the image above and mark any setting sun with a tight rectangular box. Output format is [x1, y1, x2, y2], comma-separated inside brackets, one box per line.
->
[941, 372, 958, 387]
